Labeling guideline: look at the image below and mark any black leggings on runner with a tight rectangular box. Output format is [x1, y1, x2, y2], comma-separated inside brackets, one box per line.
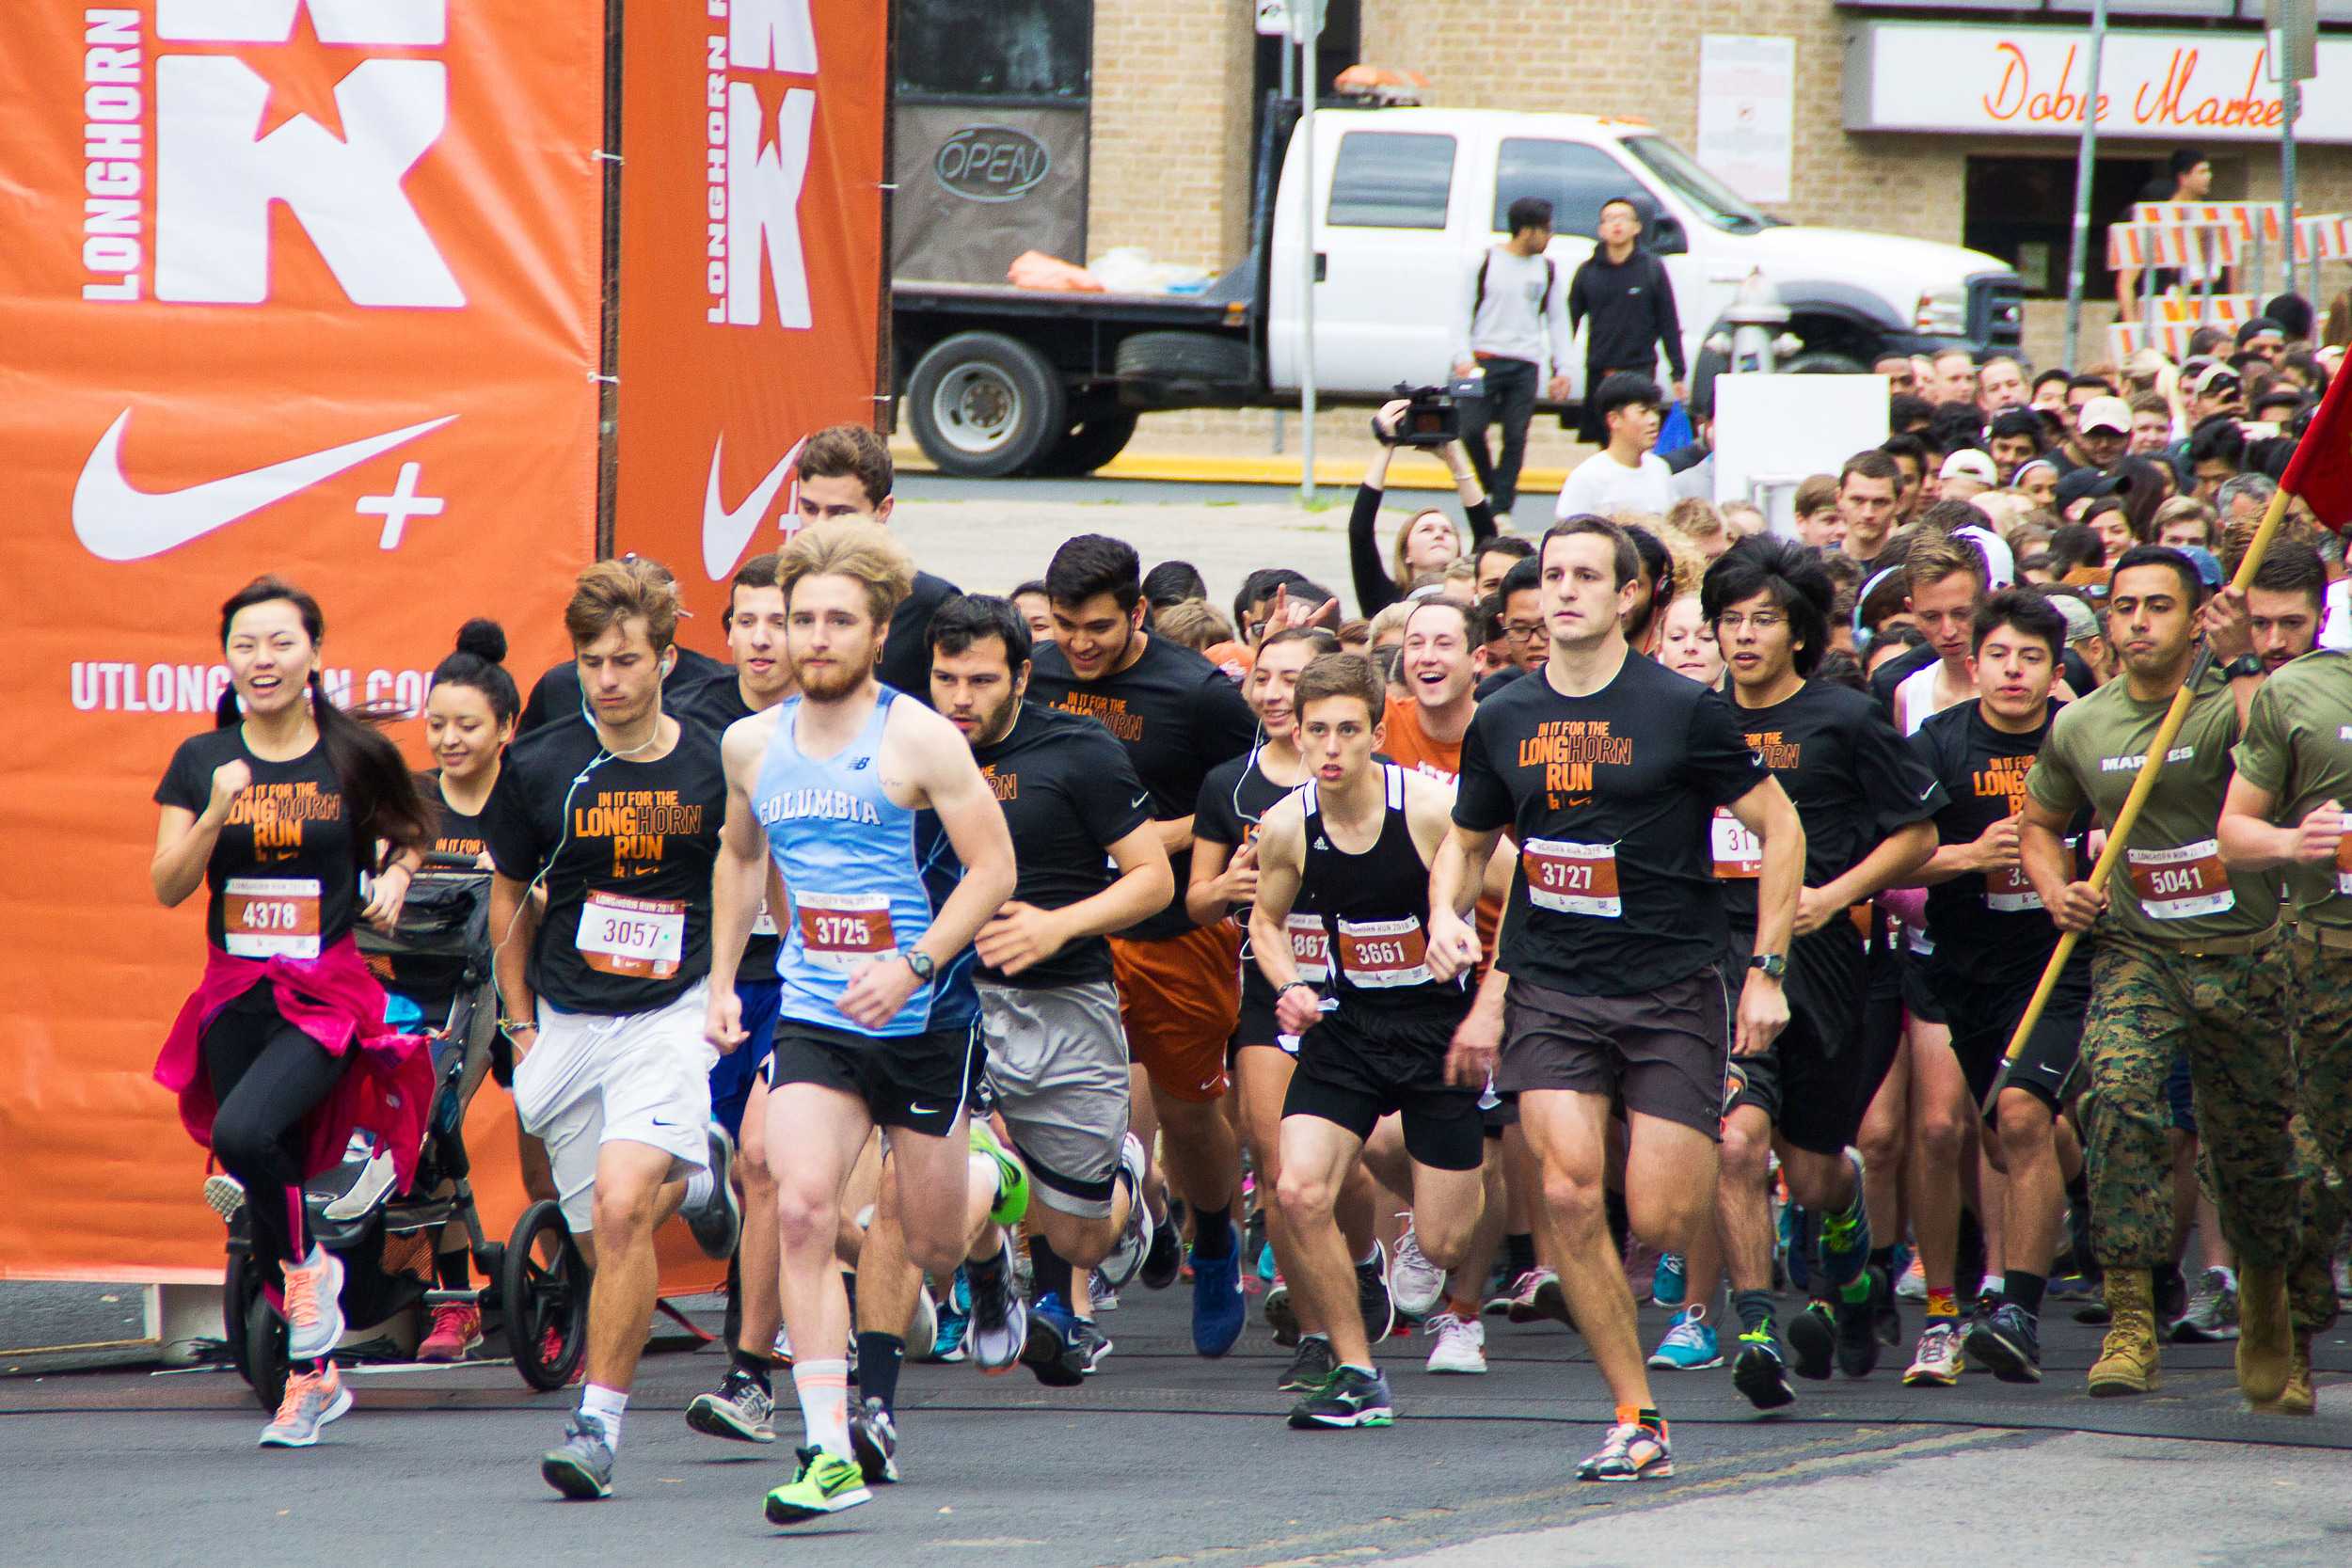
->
[202, 993, 352, 1268]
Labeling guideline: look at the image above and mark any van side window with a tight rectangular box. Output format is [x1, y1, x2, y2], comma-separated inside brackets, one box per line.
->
[1493, 139, 1654, 239]
[1327, 132, 1455, 230]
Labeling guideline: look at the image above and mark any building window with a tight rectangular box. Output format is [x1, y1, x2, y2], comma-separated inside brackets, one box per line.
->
[1962, 153, 2175, 300]
[1327, 132, 1454, 229]
[1493, 138, 1654, 238]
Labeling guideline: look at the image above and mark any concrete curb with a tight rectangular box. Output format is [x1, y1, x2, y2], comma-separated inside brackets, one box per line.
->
[889, 440, 1571, 493]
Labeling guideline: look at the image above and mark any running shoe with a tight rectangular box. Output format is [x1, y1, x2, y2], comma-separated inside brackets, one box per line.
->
[1646, 1305, 1723, 1370]
[848, 1397, 899, 1484]
[1020, 1291, 1089, 1388]
[1357, 1243, 1397, 1344]
[1786, 1299, 1836, 1381]
[1279, 1334, 1337, 1392]
[1964, 1302, 2043, 1385]
[1192, 1226, 1247, 1357]
[764, 1446, 872, 1525]
[1070, 1315, 1113, 1372]
[541, 1411, 615, 1499]
[1812, 1152, 1872, 1291]
[279, 1245, 346, 1364]
[1576, 1419, 1672, 1481]
[1287, 1363, 1394, 1430]
[202, 1173, 246, 1222]
[968, 1120, 1031, 1227]
[931, 1270, 970, 1362]
[967, 1236, 1030, 1374]
[1894, 1253, 1928, 1302]
[1651, 1252, 1688, 1310]
[417, 1302, 482, 1363]
[687, 1367, 777, 1443]
[1836, 1269, 1888, 1378]
[1732, 1322, 1796, 1410]
[1245, 1207, 1269, 1285]
[257, 1364, 351, 1449]
[2170, 1265, 2239, 1342]
[1089, 1269, 1120, 1314]
[1423, 1311, 1487, 1374]
[1389, 1223, 1447, 1320]
[541, 1323, 585, 1386]
[1902, 1321, 1964, 1386]
[684, 1124, 743, 1260]
[1263, 1278, 1299, 1348]
[1139, 1210, 1184, 1291]
[1098, 1134, 1154, 1289]
[1504, 1267, 1574, 1326]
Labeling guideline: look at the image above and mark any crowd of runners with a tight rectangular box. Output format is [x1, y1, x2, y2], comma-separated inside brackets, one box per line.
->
[149, 347, 2352, 1526]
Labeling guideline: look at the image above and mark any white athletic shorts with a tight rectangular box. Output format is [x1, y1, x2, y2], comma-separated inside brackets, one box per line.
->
[516, 982, 718, 1232]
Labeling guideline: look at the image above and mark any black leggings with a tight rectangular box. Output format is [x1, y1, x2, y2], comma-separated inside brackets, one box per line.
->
[203, 992, 352, 1268]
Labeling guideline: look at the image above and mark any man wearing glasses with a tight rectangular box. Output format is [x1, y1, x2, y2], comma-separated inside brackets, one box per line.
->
[1475, 556, 1549, 700]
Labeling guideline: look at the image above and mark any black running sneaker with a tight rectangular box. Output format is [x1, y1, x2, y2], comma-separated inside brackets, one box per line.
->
[1964, 1302, 2043, 1385]
[1286, 1364, 1394, 1430]
[1732, 1321, 1797, 1410]
[1278, 1334, 1337, 1393]
[1138, 1213, 1184, 1291]
[1835, 1268, 1887, 1378]
[1786, 1299, 1835, 1381]
[1357, 1243, 1397, 1345]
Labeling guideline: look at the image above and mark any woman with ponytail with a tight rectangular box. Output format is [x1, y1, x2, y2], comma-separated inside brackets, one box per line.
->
[407, 619, 521, 1362]
[151, 578, 434, 1447]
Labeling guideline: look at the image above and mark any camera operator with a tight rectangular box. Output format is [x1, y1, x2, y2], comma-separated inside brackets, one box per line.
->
[1351, 397, 1499, 617]
[1553, 372, 1673, 519]
[1568, 198, 1688, 444]
[1454, 197, 1574, 516]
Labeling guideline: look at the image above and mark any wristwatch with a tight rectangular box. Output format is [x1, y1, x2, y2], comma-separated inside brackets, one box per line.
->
[1276, 979, 1318, 1003]
[903, 949, 936, 984]
[1749, 953, 1788, 981]
[2223, 654, 2265, 680]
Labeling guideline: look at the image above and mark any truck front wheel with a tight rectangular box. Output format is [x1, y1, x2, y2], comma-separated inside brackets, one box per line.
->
[906, 331, 1068, 479]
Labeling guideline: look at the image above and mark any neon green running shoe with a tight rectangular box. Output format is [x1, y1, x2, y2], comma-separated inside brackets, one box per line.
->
[969, 1118, 1030, 1227]
[763, 1446, 872, 1526]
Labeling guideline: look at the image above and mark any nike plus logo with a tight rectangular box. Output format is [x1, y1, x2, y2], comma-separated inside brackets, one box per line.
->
[72, 410, 454, 562]
[703, 434, 805, 582]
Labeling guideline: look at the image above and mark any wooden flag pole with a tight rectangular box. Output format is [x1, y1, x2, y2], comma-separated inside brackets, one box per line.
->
[1985, 484, 2297, 1108]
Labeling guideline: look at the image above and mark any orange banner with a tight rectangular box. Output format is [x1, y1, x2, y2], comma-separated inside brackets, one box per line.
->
[0, 4, 604, 1280]
[610, 0, 889, 634]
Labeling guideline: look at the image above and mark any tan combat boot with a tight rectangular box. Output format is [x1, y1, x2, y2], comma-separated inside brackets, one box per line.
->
[2235, 1263, 2292, 1405]
[2087, 1267, 2161, 1397]
[2249, 1331, 2314, 1417]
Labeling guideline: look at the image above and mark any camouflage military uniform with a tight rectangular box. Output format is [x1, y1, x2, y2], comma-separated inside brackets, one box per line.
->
[2078, 934, 2298, 1269]
[2031, 667, 2296, 1272]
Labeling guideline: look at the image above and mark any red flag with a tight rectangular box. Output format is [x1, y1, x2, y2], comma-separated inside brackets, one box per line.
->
[2281, 362, 2352, 531]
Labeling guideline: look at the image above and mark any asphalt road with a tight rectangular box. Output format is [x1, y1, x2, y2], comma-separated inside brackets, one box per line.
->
[6, 1279, 2347, 1568]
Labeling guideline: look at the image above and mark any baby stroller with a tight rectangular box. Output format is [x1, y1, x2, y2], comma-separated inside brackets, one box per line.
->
[220, 855, 587, 1410]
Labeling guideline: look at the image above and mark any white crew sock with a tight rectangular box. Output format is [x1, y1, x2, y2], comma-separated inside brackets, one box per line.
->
[793, 1357, 852, 1457]
[580, 1383, 628, 1451]
[682, 1168, 715, 1212]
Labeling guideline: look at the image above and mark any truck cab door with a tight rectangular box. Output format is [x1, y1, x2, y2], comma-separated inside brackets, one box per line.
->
[1268, 125, 1461, 395]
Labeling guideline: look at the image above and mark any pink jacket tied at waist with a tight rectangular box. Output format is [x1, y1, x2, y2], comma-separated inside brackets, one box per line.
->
[155, 937, 436, 1191]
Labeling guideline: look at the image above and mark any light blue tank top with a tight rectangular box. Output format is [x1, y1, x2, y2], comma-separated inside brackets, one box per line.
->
[755, 687, 977, 1037]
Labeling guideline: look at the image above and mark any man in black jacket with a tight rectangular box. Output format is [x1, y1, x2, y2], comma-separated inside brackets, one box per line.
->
[1568, 198, 1687, 445]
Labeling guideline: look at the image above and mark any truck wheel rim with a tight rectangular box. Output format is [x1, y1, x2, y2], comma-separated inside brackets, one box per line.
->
[934, 364, 1020, 455]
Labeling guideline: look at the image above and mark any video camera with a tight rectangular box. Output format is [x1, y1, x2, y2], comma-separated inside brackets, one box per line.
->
[1377, 375, 1486, 448]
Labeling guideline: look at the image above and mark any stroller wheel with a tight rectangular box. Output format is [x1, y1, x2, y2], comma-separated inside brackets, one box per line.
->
[245, 1291, 289, 1413]
[223, 1224, 261, 1386]
[503, 1200, 586, 1391]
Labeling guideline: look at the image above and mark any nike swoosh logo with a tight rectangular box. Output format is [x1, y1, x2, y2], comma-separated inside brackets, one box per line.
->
[72, 409, 454, 562]
[702, 433, 805, 582]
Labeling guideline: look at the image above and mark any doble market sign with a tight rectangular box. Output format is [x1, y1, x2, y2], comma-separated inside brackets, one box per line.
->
[1845, 21, 2352, 143]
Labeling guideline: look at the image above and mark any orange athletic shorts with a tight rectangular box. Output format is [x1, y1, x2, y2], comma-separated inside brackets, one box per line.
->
[1111, 923, 1243, 1101]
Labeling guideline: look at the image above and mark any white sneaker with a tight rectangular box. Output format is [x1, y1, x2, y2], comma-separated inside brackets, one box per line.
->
[1423, 1310, 1487, 1374]
[1389, 1218, 1448, 1320]
[1894, 1255, 1928, 1302]
[1098, 1133, 1154, 1289]
[279, 1245, 346, 1363]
